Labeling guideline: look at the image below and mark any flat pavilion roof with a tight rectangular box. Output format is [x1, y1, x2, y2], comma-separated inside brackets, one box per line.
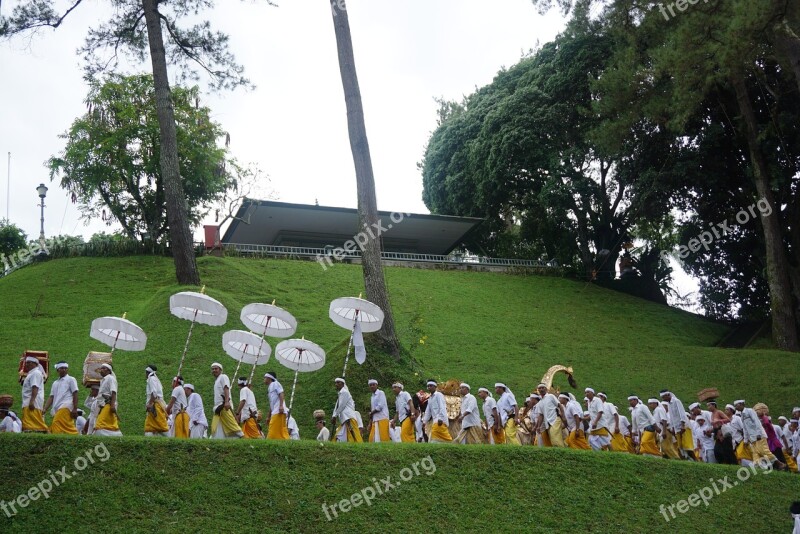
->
[221, 200, 483, 255]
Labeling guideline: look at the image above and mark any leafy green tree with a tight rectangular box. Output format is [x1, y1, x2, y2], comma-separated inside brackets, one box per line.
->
[48, 74, 232, 244]
[1, 0, 258, 285]
[0, 219, 27, 260]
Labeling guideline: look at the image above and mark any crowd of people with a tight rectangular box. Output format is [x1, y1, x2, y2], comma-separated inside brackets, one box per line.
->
[2, 357, 798, 474]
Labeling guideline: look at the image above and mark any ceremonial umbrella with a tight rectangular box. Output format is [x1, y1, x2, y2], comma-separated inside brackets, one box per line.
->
[170, 286, 228, 376]
[90, 312, 147, 355]
[329, 296, 383, 377]
[240, 302, 297, 383]
[274, 338, 326, 417]
[222, 329, 271, 381]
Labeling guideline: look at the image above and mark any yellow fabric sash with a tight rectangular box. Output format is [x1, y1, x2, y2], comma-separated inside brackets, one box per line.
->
[368, 419, 391, 442]
[94, 404, 120, 432]
[639, 430, 661, 456]
[242, 418, 262, 439]
[144, 402, 169, 433]
[400, 417, 416, 442]
[267, 413, 290, 440]
[504, 419, 521, 445]
[49, 407, 78, 435]
[678, 428, 694, 450]
[22, 407, 48, 433]
[430, 421, 452, 442]
[566, 429, 591, 450]
[173, 412, 189, 438]
[211, 408, 242, 437]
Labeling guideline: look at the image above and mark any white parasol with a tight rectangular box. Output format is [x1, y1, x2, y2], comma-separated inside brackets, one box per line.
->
[90, 313, 147, 354]
[170, 286, 228, 376]
[329, 295, 384, 377]
[222, 329, 271, 381]
[240, 301, 297, 384]
[274, 338, 326, 416]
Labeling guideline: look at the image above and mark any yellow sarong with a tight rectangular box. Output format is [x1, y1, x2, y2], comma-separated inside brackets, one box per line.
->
[661, 432, 681, 459]
[145, 403, 169, 434]
[786, 454, 798, 473]
[678, 428, 694, 451]
[211, 408, 243, 437]
[430, 421, 452, 443]
[489, 426, 506, 445]
[335, 419, 363, 442]
[735, 440, 753, 462]
[504, 419, 521, 445]
[242, 418, 261, 439]
[173, 412, 189, 438]
[368, 419, 391, 442]
[94, 405, 120, 432]
[22, 407, 48, 433]
[639, 430, 661, 456]
[546, 418, 566, 447]
[400, 418, 415, 442]
[611, 432, 630, 453]
[267, 413, 290, 440]
[566, 429, 591, 450]
[50, 407, 78, 435]
[748, 439, 777, 466]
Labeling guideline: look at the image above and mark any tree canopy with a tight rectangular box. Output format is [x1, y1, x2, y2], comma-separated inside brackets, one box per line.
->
[47, 74, 234, 243]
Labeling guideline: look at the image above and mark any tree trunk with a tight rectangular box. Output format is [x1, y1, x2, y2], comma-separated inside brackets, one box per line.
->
[142, 0, 200, 285]
[731, 72, 799, 350]
[772, 20, 800, 95]
[330, 0, 400, 357]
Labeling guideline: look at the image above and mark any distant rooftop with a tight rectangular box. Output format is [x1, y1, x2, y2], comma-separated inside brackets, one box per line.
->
[221, 199, 483, 255]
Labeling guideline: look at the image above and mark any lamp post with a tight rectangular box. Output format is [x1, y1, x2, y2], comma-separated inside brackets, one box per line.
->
[36, 183, 48, 253]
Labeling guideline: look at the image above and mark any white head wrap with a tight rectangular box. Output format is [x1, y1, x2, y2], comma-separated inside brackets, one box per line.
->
[647, 398, 659, 404]
[460, 383, 470, 390]
[584, 387, 595, 394]
[688, 402, 700, 411]
[733, 399, 745, 405]
[334, 377, 345, 384]
[392, 382, 403, 389]
[184, 383, 195, 391]
[368, 379, 378, 386]
[55, 362, 68, 370]
[264, 372, 277, 381]
[426, 380, 437, 387]
[494, 383, 506, 390]
[478, 387, 490, 395]
[211, 362, 223, 370]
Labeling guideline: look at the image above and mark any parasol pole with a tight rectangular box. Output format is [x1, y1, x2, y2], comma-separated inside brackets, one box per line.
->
[286, 366, 300, 429]
[341, 309, 360, 378]
[246, 300, 275, 384]
[231, 341, 251, 382]
[176, 286, 205, 376]
[109, 312, 127, 357]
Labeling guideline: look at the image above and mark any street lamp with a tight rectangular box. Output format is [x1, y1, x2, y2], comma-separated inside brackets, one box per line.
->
[36, 183, 48, 251]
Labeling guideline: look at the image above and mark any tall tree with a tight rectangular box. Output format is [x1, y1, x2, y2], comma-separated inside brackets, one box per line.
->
[329, 0, 400, 357]
[1, 0, 253, 285]
[48, 74, 233, 243]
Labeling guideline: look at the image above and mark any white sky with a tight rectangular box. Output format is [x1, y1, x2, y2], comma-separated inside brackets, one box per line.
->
[0, 0, 699, 303]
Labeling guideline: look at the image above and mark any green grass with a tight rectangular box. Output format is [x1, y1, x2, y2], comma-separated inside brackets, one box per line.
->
[1, 256, 799, 532]
[0, 434, 798, 532]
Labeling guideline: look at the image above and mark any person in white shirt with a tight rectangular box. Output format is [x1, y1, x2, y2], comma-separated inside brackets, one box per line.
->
[517, 395, 536, 446]
[725, 404, 752, 466]
[166, 376, 189, 438]
[735, 400, 785, 470]
[20, 356, 48, 432]
[331, 378, 362, 442]
[83, 384, 100, 435]
[236, 377, 261, 439]
[560, 393, 590, 450]
[94, 363, 122, 436]
[535, 384, 566, 447]
[263, 372, 289, 440]
[183, 384, 208, 438]
[287, 415, 300, 440]
[692, 411, 716, 463]
[391, 382, 416, 443]
[495, 382, 520, 445]
[316, 419, 330, 442]
[44, 361, 79, 435]
[454, 383, 483, 444]
[0, 408, 22, 433]
[210, 362, 242, 439]
[656, 399, 680, 459]
[144, 365, 169, 437]
[423, 380, 453, 443]
[478, 388, 504, 445]
[630, 397, 660, 457]
[75, 409, 87, 435]
[586, 388, 610, 450]
[660, 390, 696, 460]
[367, 379, 390, 443]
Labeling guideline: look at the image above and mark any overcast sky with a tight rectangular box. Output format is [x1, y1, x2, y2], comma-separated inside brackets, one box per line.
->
[0, 0, 567, 240]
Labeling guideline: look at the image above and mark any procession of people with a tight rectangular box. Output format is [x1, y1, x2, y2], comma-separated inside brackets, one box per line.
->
[3, 356, 798, 475]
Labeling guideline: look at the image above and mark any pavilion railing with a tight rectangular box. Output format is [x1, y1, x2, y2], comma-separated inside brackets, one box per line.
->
[220, 243, 558, 268]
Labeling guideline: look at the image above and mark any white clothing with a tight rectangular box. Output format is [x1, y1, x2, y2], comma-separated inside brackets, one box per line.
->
[268, 381, 286, 415]
[424, 391, 448, 425]
[587, 397, 605, 430]
[631, 403, 656, 435]
[238, 387, 258, 422]
[316, 426, 330, 442]
[97, 373, 119, 408]
[213, 374, 232, 411]
[49, 375, 79, 415]
[186, 391, 209, 429]
[395, 391, 412, 422]
[288, 416, 300, 440]
[370, 389, 390, 421]
[728, 413, 744, 444]
[75, 415, 87, 434]
[460, 393, 480, 429]
[496, 390, 517, 425]
[564, 400, 583, 432]
[332, 386, 357, 423]
[667, 395, 689, 432]
[22, 368, 45, 410]
[145, 374, 165, 404]
[739, 408, 766, 444]
[170, 386, 188, 415]
[538, 393, 560, 429]
[601, 402, 618, 432]
[0, 412, 21, 433]
[482, 396, 498, 428]
[354, 411, 364, 430]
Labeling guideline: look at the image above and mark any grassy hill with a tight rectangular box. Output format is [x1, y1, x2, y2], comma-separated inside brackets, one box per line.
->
[1, 255, 799, 532]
